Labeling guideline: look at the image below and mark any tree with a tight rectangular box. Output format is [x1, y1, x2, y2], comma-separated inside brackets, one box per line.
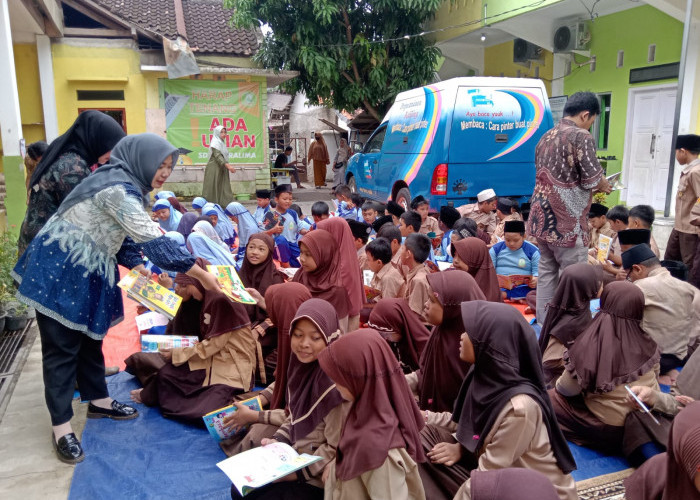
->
[226, 0, 443, 121]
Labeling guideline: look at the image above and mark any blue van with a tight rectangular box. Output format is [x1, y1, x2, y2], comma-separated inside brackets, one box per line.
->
[345, 77, 554, 210]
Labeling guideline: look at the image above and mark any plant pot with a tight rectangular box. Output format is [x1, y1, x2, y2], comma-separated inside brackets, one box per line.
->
[236, 193, 251, 201]
[5, 314, 28, 332]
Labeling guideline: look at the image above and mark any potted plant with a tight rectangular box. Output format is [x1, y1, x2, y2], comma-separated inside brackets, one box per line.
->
[4, 301, 28, 331]
[0, 231, 20, 330]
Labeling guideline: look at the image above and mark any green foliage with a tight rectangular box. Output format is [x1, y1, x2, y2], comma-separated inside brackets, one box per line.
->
[0, 232, 18, 305]
[225, 0, 443, 120]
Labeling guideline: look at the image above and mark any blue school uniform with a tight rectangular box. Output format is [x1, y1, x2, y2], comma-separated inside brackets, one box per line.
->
[489, 240, 540, 299]
[254, 205, 271, 230]
[273, 209, 301, 267]
[436, 229, 454, 262]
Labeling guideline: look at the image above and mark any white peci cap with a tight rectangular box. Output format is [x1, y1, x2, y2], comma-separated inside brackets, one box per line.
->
[477, 188, 496, 202]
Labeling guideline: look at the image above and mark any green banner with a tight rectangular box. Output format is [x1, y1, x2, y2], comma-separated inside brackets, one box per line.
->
[163, 79, 263, 165]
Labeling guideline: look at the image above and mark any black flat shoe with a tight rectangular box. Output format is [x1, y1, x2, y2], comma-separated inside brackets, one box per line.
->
[87, 400, 139, 420]
[53, 432, 84, 464]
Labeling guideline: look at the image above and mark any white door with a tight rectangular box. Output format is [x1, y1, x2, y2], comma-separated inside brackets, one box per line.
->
[625, 86, 677, 210]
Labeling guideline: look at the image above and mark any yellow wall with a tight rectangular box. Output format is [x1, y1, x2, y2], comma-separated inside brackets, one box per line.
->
[51, 43, 147, 134]
[14, 44, 46, 145]
[483, 40, 554, 95]
[429, 0, 481, 43]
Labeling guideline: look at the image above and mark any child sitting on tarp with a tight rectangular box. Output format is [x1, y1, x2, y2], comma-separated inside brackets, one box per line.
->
[489, 220, 540, 300]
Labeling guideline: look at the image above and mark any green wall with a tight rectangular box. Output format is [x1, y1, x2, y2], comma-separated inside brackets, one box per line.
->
[484, 0, 562, 24]
[563, 5, 683, 205]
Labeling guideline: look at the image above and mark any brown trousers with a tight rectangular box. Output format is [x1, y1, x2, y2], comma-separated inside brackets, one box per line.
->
[664, 229, 699, 287]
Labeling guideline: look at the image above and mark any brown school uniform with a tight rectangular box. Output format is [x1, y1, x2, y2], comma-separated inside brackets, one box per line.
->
[589, 220, 616, 250]
[650, 234, 660, 258]
[419, 216, 440, 236]
[357, 245, 370, 272]
[491, 213, 523, 244]
[456, 202, 498, 235]
[324, 447, 425, 500]
[400, 264, 431, 321]
[665, 158, 700, 276]
[370, 262, 404, 300]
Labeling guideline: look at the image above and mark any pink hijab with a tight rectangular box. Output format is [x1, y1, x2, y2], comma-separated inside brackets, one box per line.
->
[316, 218, 364, 317]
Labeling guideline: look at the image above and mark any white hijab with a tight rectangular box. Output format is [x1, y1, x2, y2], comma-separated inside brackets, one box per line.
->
[210, 125, 229, 157]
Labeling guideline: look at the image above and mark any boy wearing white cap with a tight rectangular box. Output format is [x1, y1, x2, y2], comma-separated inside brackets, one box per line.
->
[456, 188, 498, 236]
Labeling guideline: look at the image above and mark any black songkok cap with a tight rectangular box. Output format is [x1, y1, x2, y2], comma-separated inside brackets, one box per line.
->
[497, 198, 515, 214]
[504, 220, 526, 233]
[256, 189, 271, 199]
[439, 206, 461, 229]
[621, 244, 656, 269]
[410, 195, 428, 210]
[347, 219, 372, 239]
[617, 229, 651, 246]
[675, 134, 700, 151]
[588, 203, 608, 218]
[387, 200, 405, 218]
[372, 215, 393, 233]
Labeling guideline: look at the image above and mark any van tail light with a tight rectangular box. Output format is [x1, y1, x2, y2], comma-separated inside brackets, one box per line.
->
[431, 163, 448, 195]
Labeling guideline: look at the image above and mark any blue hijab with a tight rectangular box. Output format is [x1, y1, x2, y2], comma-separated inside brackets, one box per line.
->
[186, 232, 236, 266]
[155, 191, 176, 200]
[202, 202, 236, 245]
[152, 199, 183, 232]
[192, 197, 207, 210]
[225, 202, 258, 247]
[57, 133, 178, 215]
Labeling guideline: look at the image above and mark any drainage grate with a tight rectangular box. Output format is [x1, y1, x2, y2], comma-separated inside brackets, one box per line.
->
[0, 320, 37, 423]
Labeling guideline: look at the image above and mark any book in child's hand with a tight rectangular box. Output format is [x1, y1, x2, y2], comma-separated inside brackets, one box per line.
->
[597, 234, 613, 263]
[202, 396, 263, 441]
[117, 269, 182, 319]
[497, 274, 532, 290]
[141, 334, 198, 353]
[262, 211, 282, 231]
[207, 265, 257, 305]
[364, 284, 382, 302]
[217, 442, 322, 496]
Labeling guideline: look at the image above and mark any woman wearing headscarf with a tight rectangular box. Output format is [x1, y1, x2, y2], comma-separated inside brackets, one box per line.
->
[155, 190, 175, 200]
[192, 196, 207, 215]
[409, 270, 486, 414]
[192, 220, 228, 248]
[316, 217, 363, 331]
[220, 282, 311, 456]
[318, 329, 426, 500]
[308, 131, 330, 189]
[624, 401, 700, 500]
[419, 301, 577, 500]
[152, 198, 183, 232]
[13, 133, 220, 464]
[202, 125, 235, 206]
[19, 110, 126, 255]
[238, 233, 285, 383]
[293, 230, 350, 332]
[24, 140, 48, 193]
[550, 281, 661, 455]
[130, 270, 258, 424]
[230, 299, 348, 500]
[538, 263, 604, 386]
[451, 238, 502, 302]
[203, 201, 237, 247]
[176, 212, 199, 238]
[226, 202, 260, 262]
[368, 299, 430, 372]
[187, 231, 236, 267]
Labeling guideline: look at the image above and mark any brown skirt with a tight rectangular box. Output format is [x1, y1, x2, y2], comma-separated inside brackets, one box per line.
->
[417, 424, 476, 500]
[548, 388, 624, 455]
[623, 409, 672, 465]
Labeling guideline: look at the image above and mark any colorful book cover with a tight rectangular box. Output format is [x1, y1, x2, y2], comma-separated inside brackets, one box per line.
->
[497, 274, 532, 290]
[118, 270, 182, 319]
[262, 211, 282, 231]
[364, 284, 382, 302]
[203, 396, 263, 441]
[206, 265, 257, 305]
[140, 334, 199, 353]
[597, 234, 613, 263]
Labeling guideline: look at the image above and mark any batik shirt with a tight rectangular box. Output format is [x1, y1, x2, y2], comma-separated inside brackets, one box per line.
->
[527, 119, 603, 248]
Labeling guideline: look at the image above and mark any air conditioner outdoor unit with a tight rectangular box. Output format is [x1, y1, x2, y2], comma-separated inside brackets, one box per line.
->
[553, 22, 590, 53]
[513, 38, 543, 65]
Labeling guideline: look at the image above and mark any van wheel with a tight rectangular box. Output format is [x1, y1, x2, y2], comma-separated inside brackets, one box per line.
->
[348, 175, 357, 193]
[395, 188, 411, 211]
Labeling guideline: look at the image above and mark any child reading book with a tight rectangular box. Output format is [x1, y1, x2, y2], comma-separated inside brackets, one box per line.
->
[265, 184, 302, 268]
[318, 329, 426, 500]
[365, 238, 404, 300]
[489, 220, 540, 300]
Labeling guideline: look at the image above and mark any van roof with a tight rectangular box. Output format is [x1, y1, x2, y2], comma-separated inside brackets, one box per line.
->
[393, 76, 548, 102]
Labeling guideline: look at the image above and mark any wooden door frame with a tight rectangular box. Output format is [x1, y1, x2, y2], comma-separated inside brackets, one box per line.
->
[621, 82, 677, 205]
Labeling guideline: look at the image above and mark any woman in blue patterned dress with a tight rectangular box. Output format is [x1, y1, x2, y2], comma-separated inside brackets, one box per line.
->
[12, 133, 220, 465]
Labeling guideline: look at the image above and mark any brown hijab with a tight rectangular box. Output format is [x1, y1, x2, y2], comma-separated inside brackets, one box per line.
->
[419, 270, 485, 412]
[199, 291, 251, 341]
[471, 468, 560, 500]
[455, 301, 576, 474]
[168, 257, 208, 339]
[286, 299, 344, 443]
[624, 401, 700, 500]
[318, 329, 425, 480]
[452, 238, 502, 302]
[266, 283, 312, 410]
[238, 233, 285, 324]
[293, 229, 349, 318]
[368, 298, 431, 372]
[167, 196, 188, 214]
[538, 263, 603, 351]
[564, 281, 660, 394]
[316, 217, 364, 317]
[308, 134, 329, 163]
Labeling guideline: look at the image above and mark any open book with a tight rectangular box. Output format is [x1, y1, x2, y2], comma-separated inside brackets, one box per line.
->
[117, 269, 182, 319]
[202, 396, 263, 441]
[141, 334, 198, 353]
[207, 265, 257, 305]
[497, 274, 532, 290]
[217, 442, 322, 496]
[597, 234, 613, 263]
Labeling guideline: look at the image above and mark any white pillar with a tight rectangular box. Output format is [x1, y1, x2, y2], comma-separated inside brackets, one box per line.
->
[0, 0, 23, 156]
[36, 34, 59, 142]
[551, 54, 567, 97]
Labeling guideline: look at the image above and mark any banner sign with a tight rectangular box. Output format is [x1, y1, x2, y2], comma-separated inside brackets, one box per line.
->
[163, 79, 263, 165]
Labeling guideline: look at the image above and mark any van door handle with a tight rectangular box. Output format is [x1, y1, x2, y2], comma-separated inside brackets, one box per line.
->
[650, 134, 656, 159]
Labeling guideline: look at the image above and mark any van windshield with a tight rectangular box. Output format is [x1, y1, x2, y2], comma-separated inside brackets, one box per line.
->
[364, 126, 386, 153]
